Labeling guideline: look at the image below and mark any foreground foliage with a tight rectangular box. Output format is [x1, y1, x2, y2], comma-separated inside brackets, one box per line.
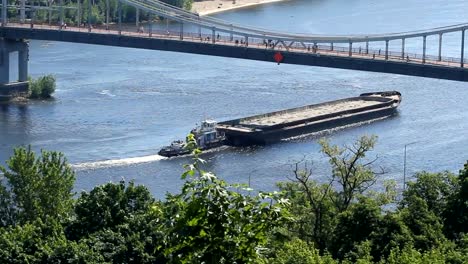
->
[0, 137, 467, 263]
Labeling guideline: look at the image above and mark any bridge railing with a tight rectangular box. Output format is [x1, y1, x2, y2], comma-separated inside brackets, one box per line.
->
[4, 21, 467, 68]
[309, 43, 468, 67]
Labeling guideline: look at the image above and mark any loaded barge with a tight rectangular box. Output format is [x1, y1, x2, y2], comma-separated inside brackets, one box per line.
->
[216, 91, 401, 146]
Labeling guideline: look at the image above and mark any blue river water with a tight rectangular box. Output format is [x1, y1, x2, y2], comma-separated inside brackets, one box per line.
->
[1, 0, 467, 198]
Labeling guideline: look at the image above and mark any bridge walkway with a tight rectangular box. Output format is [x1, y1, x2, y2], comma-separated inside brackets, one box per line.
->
[4, 22, 466, 70]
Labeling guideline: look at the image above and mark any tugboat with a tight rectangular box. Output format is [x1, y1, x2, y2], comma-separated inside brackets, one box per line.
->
[158, 120, 225, 157]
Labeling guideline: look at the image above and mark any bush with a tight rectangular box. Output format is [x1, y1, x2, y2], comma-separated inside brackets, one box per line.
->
[28, 75, 56, 99]
[28, 76, 40, 99]
[269, 238, 336, 264]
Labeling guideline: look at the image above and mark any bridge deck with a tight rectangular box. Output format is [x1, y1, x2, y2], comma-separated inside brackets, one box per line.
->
[1, 22, 468, 82]
[5, 22, 464, 68]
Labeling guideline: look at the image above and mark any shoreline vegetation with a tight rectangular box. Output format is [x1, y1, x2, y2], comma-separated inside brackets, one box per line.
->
[1, 75, 56, 103]
[5, 0, 191, 26]
[28, 75, 56, 99]
[192, 0, 290, 16]
[0, 136, 467, 262]
[3, 0, 289, 26]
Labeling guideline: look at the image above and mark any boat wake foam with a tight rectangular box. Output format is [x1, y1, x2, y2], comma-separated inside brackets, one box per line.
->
[98, 89, 116, 97]
[72, 154, 166, 170]
[162, 145, 231, 159]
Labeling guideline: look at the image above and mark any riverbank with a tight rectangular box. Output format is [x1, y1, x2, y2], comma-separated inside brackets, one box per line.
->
[192, 0, 289, 16]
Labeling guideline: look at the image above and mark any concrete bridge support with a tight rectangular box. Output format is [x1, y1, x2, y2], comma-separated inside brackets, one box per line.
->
[180, 23, 183, 40]
[87, 0, 92, 32]
[401, 38, 405, 59]
[149, 14, 153, 37]
[0, 38, 29, 98]
[136, 8, 139, 28]
[1, 0, 7, 26]
[461, 29, 465, 68]
[118, 1, 122, 35]
[59, 0, 64, 27]
[106, 0, 110, 30]
[78, 0, 81, 27]
[20, 0, 26, 23]
[438, 34, 443, 61]
[422, 35, 427, 64]
[385, 40, 389, 60]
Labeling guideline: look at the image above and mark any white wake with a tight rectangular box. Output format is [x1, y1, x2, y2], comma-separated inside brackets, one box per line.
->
[72, 154, 166, 170]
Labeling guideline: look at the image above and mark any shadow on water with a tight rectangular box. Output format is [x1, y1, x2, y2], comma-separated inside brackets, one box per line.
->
[0, 103, 9, 114]
[0, 102, 30, 124]
[0, 102, 31, 164]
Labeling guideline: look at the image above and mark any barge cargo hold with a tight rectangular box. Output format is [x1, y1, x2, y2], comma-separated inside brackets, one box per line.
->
[216, 91, 402, 146]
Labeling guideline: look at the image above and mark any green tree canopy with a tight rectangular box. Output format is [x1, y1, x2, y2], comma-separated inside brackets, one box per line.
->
[0, 146, 75, 226]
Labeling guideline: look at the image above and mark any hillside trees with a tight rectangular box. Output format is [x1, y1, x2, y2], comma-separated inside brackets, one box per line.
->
[272, 136, 468, 263]
[278, 135, 394, 254]
[65, 180, 165, 263]
[0, 142, 467, 263]
[0, 146, 75, 226]
[444, 162, 468, 239]
[160, 133, 290, 263]
[11, 0, 193, 25]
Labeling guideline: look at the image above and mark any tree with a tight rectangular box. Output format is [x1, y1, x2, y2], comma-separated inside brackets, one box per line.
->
[444, 161, 468, 239]
[267, 238, 337, 264]
[384, 243, 468, 264]
[0, 217, 104, 263]
[7, 0, 194, 25]
[342, 240, 374, 264]
[0, 184, 16, 227]
[65, 181, 165, 263]
[162, 136, 289, 263]
[277, 165, 337, 252]
[2, 143, 467, 263]
[368, 212, 413, 261]
[400, 195, 446, 251]
[319, 135, 382, 212]
[401, 171, 457, 219]
[0, 146, 75, 225]
[163, 170, 289, 263]
[66, 180, 155, 240]
[164, 0, 193, 9]
[278, 136, 385, 252]
[331, 197, 382, 260]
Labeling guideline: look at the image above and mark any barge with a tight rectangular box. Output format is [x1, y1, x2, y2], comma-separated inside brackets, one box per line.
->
[216, 91, 402, 146]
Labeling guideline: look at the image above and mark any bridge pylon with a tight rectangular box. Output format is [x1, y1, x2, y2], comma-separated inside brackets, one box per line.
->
[0, 38, 29, 100]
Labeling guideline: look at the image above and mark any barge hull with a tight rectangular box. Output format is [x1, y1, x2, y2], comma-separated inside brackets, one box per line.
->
[217, 91, 401, 146]
[223, 106, 397, 145]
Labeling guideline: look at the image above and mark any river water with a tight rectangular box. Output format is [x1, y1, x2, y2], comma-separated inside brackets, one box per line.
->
[1, 0, 467, 197]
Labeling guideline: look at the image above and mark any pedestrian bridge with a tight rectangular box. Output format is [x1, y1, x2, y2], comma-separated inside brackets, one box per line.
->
[1, 0, 468, 89]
